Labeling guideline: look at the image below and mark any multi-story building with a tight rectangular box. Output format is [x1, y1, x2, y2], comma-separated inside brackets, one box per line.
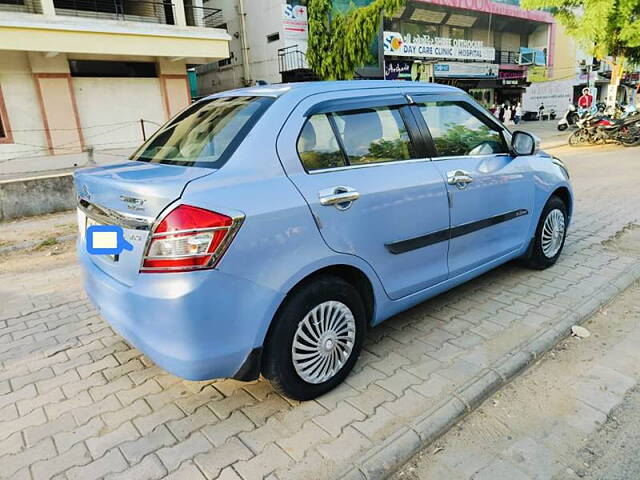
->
[0, 0, 230, 162]
[198, 0, 578, 115]
[196, 0, 307, 94]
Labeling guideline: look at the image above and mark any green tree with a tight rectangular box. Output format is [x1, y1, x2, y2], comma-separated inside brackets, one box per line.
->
[307, 0, 405, 80]
[521, 0, 640, 106]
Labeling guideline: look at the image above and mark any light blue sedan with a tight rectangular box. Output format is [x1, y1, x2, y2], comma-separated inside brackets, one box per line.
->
[74, 81, 572, 400]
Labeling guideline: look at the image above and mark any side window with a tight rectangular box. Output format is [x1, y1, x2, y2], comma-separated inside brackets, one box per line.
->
[332, 107, 415, 165]
[418, 102, 507, 157]
[297, 114, 347, 171]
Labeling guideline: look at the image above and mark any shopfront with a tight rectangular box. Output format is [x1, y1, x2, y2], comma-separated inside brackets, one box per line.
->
[379, 0, 557, 111]
[495, 65, 528, 106]
[383, 31, 500, 104]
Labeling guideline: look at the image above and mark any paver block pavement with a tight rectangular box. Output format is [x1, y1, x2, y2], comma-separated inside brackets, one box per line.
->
[1, 146, 639, 479]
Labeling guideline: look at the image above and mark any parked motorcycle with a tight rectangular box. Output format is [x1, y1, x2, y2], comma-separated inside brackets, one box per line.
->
[568, 113, 602, 146]
[557, 104, 579, 131]
[569, 111, 640, 147]
[596, 114, 640, 147]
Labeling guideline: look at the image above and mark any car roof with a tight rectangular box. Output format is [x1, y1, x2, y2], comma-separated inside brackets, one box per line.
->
[203, 80, 463, 100]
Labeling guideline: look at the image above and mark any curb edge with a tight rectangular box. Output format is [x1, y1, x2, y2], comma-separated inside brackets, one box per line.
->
[340, 262, 640, 480]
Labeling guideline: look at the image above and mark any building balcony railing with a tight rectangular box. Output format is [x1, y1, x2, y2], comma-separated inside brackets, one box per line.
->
[278, 45, 308, 73]
[278, 45, 319, 83]
[1, 0, 224, 29]
[495, 50, 520, 65]
[0, 0, 42, 14]
[185, 3, 223, 28]
[50, 0, 222, 27]
[53, 0, 177, 24]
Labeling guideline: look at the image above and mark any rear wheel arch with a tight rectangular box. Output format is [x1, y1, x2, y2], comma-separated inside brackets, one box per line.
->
[272, 264, 375, 332]
[313, 265, 375, 325]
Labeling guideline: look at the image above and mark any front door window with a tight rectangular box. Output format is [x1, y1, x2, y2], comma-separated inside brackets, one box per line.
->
[331, 107, 416, 165]
[417, 102, 508, 156]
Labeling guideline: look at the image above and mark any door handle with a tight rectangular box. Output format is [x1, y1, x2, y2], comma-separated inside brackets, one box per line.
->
[318, 186, 360, 210]
[447, 170, 473, 189]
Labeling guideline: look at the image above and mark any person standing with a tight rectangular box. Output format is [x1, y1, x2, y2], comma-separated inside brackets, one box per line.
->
[578, 88, 594, 109]
[515, 103, 522, 125]
[506, 105, 515, 125]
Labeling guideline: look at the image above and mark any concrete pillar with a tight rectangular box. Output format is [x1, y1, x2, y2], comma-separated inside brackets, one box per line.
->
[157, 59, 190, 119]
[39, 0, 56, 16]
[28, 53, 84, 155]
[547, 23, 556, 78]
[172, 0, 187, 26]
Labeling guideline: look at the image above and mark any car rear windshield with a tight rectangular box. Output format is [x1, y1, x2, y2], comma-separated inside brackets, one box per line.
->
[131, 96, 274, 168]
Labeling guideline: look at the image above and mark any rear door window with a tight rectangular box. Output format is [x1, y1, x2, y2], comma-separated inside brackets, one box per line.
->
[297, 105, 416, 172]
[297, 114, 347, 171]
[417, 101, 507, 157]
[332, 107, 415, 165]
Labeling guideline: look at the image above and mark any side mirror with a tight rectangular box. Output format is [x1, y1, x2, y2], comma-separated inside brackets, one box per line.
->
[511, 131, 539, 156]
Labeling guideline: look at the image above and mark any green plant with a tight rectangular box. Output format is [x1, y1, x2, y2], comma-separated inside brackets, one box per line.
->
[307, 0, 405, 80]
[35, 237, 58, 250]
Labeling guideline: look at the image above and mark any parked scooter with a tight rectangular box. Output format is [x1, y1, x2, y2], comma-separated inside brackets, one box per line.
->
[557, 104, 580, 131]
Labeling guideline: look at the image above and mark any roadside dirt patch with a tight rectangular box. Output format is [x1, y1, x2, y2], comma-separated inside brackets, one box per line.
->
[602, 223, 640, 255]
[393, 280, 640, 480]
[0, 240, 75, 274]
[0, 210, 76, 255]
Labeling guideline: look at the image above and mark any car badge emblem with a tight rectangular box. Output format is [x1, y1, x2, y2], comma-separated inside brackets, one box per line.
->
[120, 195, 146, 212]
[82, 184, 91, 200]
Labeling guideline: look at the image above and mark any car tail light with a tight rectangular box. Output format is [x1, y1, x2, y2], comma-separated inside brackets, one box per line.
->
[141, 205, 243, 273]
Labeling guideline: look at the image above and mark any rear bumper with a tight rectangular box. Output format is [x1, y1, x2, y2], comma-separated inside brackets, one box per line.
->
[78, 247, 284, 381]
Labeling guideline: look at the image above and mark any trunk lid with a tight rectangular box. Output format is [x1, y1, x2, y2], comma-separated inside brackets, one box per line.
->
[74, 161, 214, 286]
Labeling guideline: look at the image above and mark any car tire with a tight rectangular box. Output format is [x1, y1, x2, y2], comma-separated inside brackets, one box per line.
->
[262, 275, 366, 401]
[522, 196, 568, 270]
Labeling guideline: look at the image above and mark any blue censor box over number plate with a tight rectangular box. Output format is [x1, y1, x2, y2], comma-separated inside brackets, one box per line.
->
[86, 225, 134, 255]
